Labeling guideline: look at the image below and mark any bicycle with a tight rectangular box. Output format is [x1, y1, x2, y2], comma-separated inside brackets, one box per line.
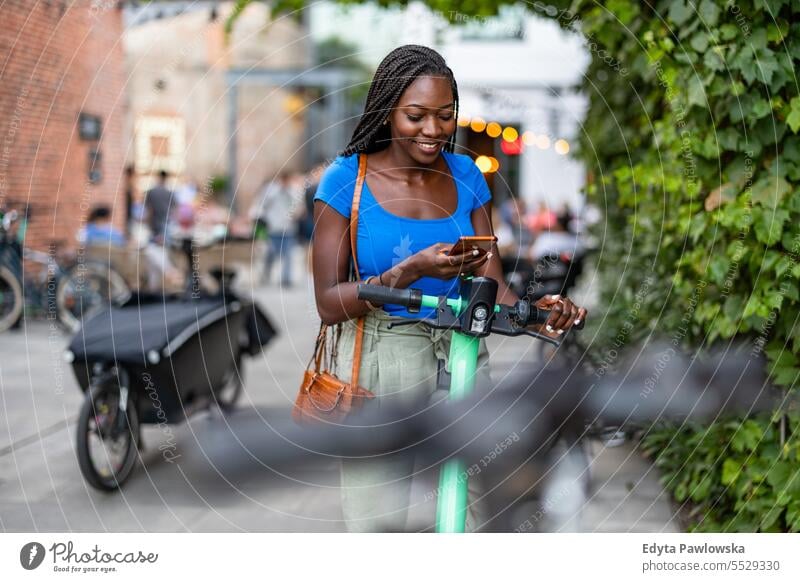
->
[357, 275, 584, 532]
[0, 208, 130, 333]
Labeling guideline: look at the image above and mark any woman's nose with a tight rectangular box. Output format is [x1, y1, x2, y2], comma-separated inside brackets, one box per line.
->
[421, 115, 441, 137]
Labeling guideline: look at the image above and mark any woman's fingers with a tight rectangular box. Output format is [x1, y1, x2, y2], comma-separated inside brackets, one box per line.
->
[533, 295, 587, 333]
[574, 307, 588, 328]
[541, 297, 575, 333]
[461, 253, 490, 274]
[557, 298, 576, 330]
[545, 300, 563, 333]
[560, 299, 579, 330]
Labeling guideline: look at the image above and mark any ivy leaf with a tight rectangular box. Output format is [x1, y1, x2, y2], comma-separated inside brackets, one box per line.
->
[726, 154, 754, 187]
[708, 254, 730, 284]
[766, 462, 793, 490]
[723, 295, 744, 321]
[756, 52, 780, 85]
[719, 23, 739, 41]
[753, 208, 790, 245]
[668, 1, 693, 26]
[751, 175, 791, 209]
[718, 127, 739, 150]
[768, 348, 800, 385]
[788, 503, 800, 531]
[760, 506, 783, 530]
[767, 20, 789, 44]
[782, 136, 800, 163]
[732, 47, 759, 84]
[703, 49, 725, 71]
[690, 473, 712, 502]
[751, 98, 772, 120]
[722, 458, 742, 485]
[731, 420, 764, 452]
[787, 97, 800, 134]
[691, 32, 709, 53]
[687, 75, 706, 108]
[759, 0, 790, 15]
[698, 0, 720, 26]
[748, 28, 769, 51]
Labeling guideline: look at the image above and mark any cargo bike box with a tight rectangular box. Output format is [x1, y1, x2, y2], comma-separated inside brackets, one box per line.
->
[66, 291, 276, 491]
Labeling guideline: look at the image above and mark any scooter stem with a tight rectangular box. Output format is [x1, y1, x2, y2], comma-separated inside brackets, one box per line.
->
[435, 330, 479, 533]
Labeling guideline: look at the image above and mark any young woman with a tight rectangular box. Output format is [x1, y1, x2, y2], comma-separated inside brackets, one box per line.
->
[312, 45, 587, 532]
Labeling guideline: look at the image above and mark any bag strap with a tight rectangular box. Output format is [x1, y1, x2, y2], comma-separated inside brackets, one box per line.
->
[308, 155, 368, 384]
[349, 154, 367, 389]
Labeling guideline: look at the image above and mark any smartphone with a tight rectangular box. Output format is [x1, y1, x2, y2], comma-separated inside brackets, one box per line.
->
[447, 235, 497, 257]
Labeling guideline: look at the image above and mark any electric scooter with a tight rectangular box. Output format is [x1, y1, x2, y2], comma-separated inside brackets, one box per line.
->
[357, 275, 581, 533]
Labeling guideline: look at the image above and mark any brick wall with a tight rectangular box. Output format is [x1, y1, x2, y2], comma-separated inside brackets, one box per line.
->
[0, 0, 127, 252]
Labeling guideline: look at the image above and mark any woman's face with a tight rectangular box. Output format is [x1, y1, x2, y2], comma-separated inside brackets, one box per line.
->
[387, 75, 456, 165]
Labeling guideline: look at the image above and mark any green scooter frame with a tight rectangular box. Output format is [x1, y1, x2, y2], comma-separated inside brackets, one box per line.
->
[357, 277, 561, 533]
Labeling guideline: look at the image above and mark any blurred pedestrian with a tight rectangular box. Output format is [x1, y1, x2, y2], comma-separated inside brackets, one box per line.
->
[255, 171, 300, 287]
[143, 170, 181, 290]
[80, 206, 125, 247]
[144, 170, 174, 244]
[527, 201, 557, 235]
[124, 165, 136, 237]
[530, 211, 582, 260]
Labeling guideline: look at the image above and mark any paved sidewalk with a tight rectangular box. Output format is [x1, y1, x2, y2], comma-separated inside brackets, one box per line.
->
[0, 262, 680, 532]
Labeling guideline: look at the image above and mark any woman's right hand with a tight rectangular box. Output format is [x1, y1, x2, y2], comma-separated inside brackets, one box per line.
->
[408, 242, 491, 280]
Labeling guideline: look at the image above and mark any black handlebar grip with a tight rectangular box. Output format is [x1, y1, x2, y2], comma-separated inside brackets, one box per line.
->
[527, 307, 551, 326]
[357, 284, 423, 313]
[528, 306, 585, 330]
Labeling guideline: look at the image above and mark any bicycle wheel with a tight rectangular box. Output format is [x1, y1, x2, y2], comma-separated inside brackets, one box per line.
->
[0, 265, 23, 333]
[214, 355, 243, 412]
[76, 381, 139, 491]
[56, 261, 130, 331]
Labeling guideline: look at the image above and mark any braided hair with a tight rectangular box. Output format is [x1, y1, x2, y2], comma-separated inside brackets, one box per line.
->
[342, 45, 459, 157]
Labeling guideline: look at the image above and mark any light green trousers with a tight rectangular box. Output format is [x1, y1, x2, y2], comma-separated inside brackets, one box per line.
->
[335, 310, 492, 532]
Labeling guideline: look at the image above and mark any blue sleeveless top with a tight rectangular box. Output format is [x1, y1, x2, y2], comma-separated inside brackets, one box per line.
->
[314, 151, 492, 319]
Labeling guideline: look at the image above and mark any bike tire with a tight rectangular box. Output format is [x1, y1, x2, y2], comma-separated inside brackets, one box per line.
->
[215, 354, 244, 412]
[0, 265, 23, 333]
[76, 382, 139, 492]
[56, 261, 130, 332]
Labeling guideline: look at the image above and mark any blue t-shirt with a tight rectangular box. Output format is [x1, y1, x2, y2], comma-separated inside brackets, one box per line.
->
[83, 223, 125, 247]
[314, 151, 492, 319]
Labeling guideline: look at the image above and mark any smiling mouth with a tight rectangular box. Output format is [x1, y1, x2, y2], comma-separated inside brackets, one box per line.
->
[413, 140, 442, 153]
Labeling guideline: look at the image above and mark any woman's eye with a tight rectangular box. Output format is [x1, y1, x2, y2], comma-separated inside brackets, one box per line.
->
[439, 115, 453, 121]
[406, 115, 423, 122]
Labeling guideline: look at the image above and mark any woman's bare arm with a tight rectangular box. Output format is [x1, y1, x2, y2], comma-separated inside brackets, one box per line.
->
[312, 200, 425, 325]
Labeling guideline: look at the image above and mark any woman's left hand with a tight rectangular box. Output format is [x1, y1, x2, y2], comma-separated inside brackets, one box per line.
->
[533, 295, 587, 336]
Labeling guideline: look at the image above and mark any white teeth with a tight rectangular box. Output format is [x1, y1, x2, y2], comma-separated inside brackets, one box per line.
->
[416, 141, 438, 151]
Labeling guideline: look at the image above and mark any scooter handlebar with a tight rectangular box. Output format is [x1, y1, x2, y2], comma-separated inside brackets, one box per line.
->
[519, 299, 584, 329]
[357, 284, 423, 312]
